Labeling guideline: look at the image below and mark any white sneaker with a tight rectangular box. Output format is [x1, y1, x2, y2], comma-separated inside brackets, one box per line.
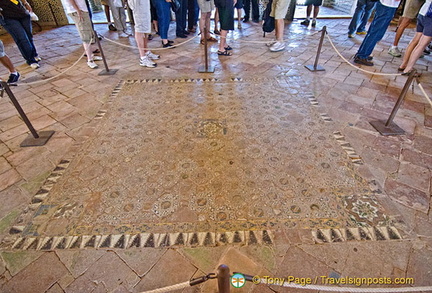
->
[35, 56, 42, 61]
[266, 39, 277, 47]
[269, 41, 286, 52]
[119, 32, 129, 38]
[92, 56, 103, 61]
[87, 60, 99, 69]
[30, 62, 40, 69]
[139, 56, 156, 68]
[388, 47, 402, 57]
[146, 51, 160, 60]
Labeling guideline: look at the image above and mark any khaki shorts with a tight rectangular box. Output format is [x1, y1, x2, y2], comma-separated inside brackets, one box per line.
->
[198, 0, 214, 13]
[69, 11, 94, 43]
[402, 0, 425, 18]
[270, 0, 290, 19]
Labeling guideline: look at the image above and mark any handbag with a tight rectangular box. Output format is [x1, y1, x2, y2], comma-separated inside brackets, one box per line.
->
[170, 0, 181, 12]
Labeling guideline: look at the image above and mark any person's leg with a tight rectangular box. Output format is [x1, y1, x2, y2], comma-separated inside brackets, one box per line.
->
[175, 0, 188, 36]
[275, 18, 284, 41]
[218, 29, 228, 52]
[403, 34, 432, 73]
[400, 32, 422, 70]
[214, 8, 220, 33]
[393, 17, 412, 46]
[348, 0, 366, 35]
[306, 4, 312, 19]
[356, 2, 396, 59]
[154, 0, 171, 44]
[243, 0, 250, 21]
[358, 0, 375, 33]
[0, 42, 16, 73]
[19, 15, 38, 59]
[251, 0, 259, 22]
[311, 5, 320, 26]
[0, 17, 37, 65]
[237, 8, 242, 28]
[104, 5, 112, 22]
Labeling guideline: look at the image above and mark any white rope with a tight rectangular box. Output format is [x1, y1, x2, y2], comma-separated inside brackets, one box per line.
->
[260, 279, 432, 292]
[325, 32, 402, 77]
[22, 52, 85, 86]
[101, 33, 200, 51]
[139, 281, 190, 293]
[416, 81, 432, 107]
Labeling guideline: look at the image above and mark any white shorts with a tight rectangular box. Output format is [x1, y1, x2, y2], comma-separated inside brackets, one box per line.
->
[129, 0, 152, 33]
[198, 0, 214, 13]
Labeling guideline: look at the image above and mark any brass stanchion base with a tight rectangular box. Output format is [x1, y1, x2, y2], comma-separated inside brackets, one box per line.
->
[305, 65, 325, 71]
[198, 65, 215, 73]
[370, 120, 405, 136]
[98, 69, 119, 76]
[20, 130, 55, 147]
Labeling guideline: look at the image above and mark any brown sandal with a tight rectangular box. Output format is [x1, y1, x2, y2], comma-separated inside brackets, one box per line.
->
[207, 37, 217, 42]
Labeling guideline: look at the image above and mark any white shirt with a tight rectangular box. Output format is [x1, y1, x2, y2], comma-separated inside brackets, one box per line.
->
[419, 0, 432, 16]
[61, 0, 89, 14]
[380, 0, 400, 8]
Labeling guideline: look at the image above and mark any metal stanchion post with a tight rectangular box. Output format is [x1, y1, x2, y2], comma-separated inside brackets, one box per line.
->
[305, 25, 326, 72]
[0, 81, 54, 147]
[93, 29, 119, 76]
[370, 70, 417, 135]
[198, 26, 215, 73]
[217, 264, 231, 293]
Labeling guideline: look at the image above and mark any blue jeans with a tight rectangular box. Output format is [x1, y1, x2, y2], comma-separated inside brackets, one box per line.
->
[348, 0, 376, 35]
[153, 0, 172, 40]
[0, 15, 38, 65]
[356, 2, 396, 59]
[175, 0, 188, 34]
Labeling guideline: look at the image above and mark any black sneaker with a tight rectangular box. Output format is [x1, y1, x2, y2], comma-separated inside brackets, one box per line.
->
[300, 19, 310, 26]
[7, 72, 20, 85]
[108, 23, 117, 31]
[354, 56, 374, 66]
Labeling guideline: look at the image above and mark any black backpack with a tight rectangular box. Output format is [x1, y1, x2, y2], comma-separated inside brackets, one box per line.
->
[262, 0, 275, 35]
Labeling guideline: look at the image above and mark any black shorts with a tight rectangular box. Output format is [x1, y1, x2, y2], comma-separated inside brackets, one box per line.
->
[305, 0, 322, 6]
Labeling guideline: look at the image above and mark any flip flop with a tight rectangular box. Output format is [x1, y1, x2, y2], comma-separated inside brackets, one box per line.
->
[217, 50, 232, 56]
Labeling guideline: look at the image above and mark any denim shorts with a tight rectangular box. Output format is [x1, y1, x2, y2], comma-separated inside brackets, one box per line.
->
[0, 40, 5, 58]
[417, 14, 432, 37]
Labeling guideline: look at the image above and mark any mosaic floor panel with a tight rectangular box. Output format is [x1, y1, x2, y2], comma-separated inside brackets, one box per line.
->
[11, 78, 400, 244]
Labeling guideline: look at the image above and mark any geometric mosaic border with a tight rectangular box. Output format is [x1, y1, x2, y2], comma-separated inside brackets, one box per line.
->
[7, 230, 273, 250]
[312, 226, 402, 244]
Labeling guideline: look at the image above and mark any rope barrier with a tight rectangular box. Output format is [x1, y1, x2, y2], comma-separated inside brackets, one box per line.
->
[325, 33, 402, 77]
[416, 81, 432, 107]
[139, 281, 191, 293]
[101, 33, 201, 51]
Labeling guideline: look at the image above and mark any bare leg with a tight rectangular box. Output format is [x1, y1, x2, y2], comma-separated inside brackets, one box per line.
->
[306, 4, 312, 18]
[104, 5, 111, 22]
[275, 18, 284, 41]
[135, 32, 149, 57]
[83, 42, 94, 61]
[237, 9, 242, 28]
[218, 29, 227, 51]
[214, 8, 219, 32]
[393, 17, 412, 46]
[401, 33, 432, 72]
[313, 6, 320, 18]
[0, 55, 16, 73]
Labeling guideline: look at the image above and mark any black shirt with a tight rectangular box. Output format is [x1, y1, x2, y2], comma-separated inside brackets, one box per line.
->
[0, 0, 28, 19]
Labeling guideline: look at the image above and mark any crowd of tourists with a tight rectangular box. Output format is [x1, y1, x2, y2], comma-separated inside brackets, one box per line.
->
[0, 0, 431, 77]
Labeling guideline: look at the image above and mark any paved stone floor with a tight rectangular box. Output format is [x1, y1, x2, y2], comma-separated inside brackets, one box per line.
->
[0, 18, 431, 293]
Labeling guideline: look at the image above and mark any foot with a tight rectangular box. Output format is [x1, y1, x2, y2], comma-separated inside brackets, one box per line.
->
[300, 19, 310, 26]
[252, 19, 260, 23]
[146, 51, 160, 60]
[118, 32, 129, 38]
[87, 60, 98, 69]
[207, 37, 217, 42]
[348, 34, 354, 38]
[266, 39, 277, 47]
[242, 18, 249, 23]
[217, 50, 232, 56]
[7, 72, 20, 85]
[176, 33, 187, 38]
[269, 41, 285, 52]
[162, 42, 173, 48]
[30, 62, 40, 69]
[108, 23, 117, 31]
[139, 56, 157, 68]
[311, 19, 316, 27]
[34, 55, 42, 61]
[353, 56, 373, 66]
[92, 56, 103, 61]
[238, 23, 242, 29]
[388, 47, 402, 57]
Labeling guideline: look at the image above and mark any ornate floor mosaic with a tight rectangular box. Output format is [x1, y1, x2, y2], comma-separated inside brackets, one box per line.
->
[5, 78, 402, 249]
